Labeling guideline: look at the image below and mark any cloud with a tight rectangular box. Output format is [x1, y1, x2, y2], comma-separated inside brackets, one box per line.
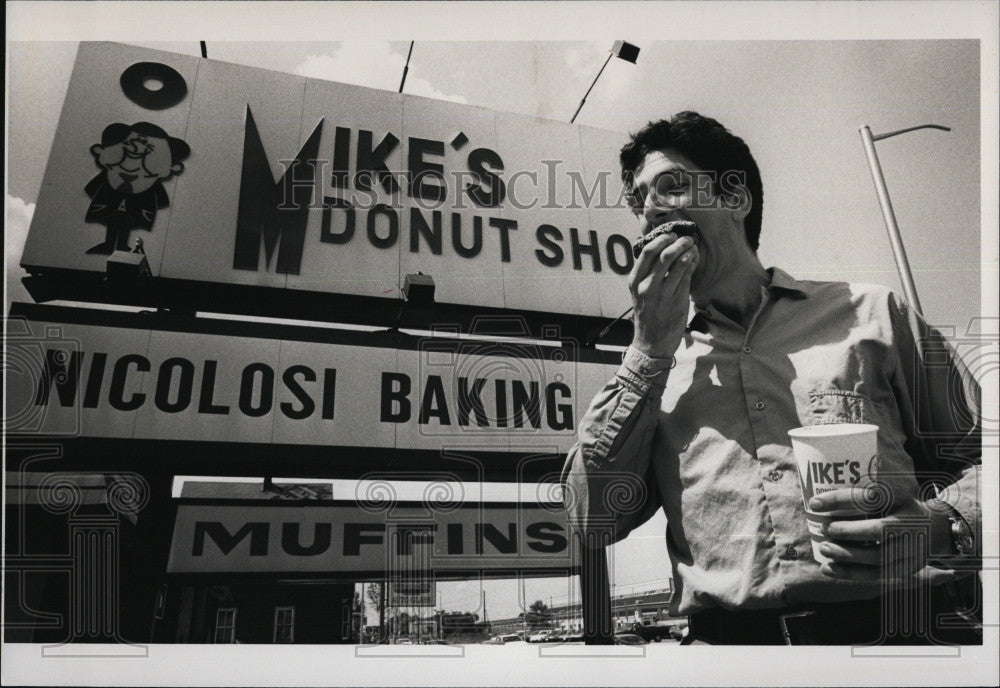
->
[565, 42, 607, 78]
[294, 42, 467, 104]
[5, 195, 34, 309]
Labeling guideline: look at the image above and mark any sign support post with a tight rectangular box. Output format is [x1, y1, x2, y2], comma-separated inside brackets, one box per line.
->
[579, 531, 614, 644]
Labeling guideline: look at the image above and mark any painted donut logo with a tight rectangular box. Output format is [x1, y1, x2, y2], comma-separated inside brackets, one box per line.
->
[119, 62, 188, 110]
[84, 122, 190, 255]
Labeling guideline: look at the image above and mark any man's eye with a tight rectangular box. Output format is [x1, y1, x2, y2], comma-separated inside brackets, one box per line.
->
[653, 181, 690, 202]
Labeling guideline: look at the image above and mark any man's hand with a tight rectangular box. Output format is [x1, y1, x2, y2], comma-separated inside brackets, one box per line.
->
[629, 231, 699, 359]
[809, 487, 952, 581]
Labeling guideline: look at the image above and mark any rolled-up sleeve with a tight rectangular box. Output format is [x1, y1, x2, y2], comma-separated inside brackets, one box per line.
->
[562, 346, 671, 543]
[888, 293, 982, 557]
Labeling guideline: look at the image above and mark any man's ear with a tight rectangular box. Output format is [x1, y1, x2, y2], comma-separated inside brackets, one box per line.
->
[726, 186, 752, 222]
[718, 170, 751, 221]
[90, 144, 104, 157]
[169, 162, 184, 176]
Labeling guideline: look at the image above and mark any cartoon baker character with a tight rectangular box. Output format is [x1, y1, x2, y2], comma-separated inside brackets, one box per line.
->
[84, 122, 190, 255]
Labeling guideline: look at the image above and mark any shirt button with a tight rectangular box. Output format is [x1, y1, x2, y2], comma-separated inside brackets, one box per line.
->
[768, 469, 782, 482]
[743, 345, 752, 354]
[782, 546, 799, 560]
[755, 401, 766, 410]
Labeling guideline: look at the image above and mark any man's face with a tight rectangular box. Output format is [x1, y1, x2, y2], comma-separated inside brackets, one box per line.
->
[95, 131, 178, 194]
[630, 148, 752, 295]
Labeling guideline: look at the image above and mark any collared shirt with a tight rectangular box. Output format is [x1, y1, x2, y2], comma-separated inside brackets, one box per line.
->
[563, 268, 980, 614]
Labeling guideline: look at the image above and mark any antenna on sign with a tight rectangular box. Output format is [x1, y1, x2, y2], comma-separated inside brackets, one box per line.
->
[570, 40, 640, 124]
[399, 41, 415, 93]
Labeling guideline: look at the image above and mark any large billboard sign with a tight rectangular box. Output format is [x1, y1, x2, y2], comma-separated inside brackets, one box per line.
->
[166, 502, 574, 576]
[6, 304, 615, 474]
[22, 42, 636, 320]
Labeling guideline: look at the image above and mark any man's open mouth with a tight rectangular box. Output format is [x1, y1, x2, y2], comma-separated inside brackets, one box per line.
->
[632, 220, 701, 259]
[119, 173, 138, 183]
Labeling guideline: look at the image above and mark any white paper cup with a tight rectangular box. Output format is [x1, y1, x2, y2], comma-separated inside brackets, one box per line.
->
[787, 423, 880, 565]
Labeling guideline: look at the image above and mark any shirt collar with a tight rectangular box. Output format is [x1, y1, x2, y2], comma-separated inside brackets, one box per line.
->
[685, 267, 807, 333]
[766, 267, 808, 298]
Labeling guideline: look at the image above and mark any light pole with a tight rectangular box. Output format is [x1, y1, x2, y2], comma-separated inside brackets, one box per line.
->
[611, 581, 615, 629]
[859, 123, 951, 317]
[570, 40, 640, 123]
[360, 581, 366, 644]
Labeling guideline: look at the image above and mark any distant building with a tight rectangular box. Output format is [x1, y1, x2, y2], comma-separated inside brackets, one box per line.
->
[167, 581, 358, 644]
[487, 584, 682, 636]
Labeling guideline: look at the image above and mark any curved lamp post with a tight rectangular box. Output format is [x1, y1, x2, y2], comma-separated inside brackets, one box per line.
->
[859, 123, 951, 317]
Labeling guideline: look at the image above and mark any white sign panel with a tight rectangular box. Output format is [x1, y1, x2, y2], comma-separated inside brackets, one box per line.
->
[166, 504, 574, 574]
[22, 42, 636, 319]
[7, 308, 614, 459]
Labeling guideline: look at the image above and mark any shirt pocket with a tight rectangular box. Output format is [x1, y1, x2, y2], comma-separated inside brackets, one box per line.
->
[805, 389, 886, 427]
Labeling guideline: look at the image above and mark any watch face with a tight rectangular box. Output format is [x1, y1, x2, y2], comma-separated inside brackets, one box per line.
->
[952, 518, 975, 555]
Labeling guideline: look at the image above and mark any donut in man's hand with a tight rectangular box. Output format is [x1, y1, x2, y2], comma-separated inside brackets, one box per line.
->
[631, 220, 701, 260]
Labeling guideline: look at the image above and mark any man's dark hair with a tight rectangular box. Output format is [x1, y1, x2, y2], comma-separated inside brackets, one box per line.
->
[620, 111, 764, 252]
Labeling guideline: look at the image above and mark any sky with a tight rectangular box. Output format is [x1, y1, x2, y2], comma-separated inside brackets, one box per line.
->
[4, 1, 999, 671]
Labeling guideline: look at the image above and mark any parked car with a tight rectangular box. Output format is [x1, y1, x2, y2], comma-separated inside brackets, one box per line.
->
[550, 631, 583, 643]
[629, 622, 675, 643]
[668, 625, 688, 641]
[527, 629, 557, 643]
[614, 633, 648, 646]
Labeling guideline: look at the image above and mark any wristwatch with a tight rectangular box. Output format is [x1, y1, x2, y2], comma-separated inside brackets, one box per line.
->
[931, 499, 975, 556]
[947, 511, 975, 556]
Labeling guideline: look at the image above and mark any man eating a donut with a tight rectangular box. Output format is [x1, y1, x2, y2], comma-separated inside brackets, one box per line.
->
[563, 111, 981, 645]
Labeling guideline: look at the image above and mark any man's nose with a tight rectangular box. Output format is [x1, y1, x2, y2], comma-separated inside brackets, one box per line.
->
[642, 197, 683, 228]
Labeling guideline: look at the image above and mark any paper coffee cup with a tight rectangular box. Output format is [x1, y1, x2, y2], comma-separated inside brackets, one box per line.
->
[787, 423, 879, 565]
